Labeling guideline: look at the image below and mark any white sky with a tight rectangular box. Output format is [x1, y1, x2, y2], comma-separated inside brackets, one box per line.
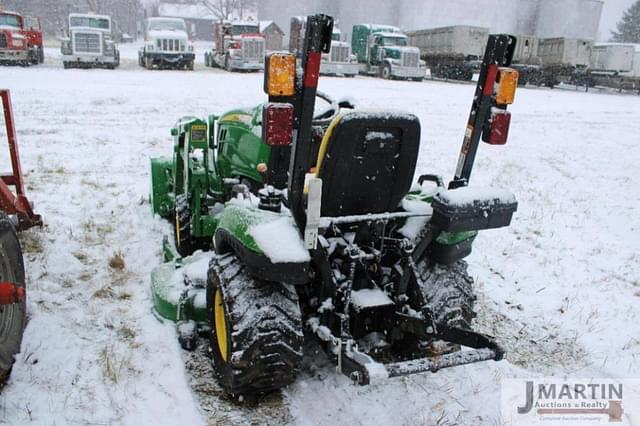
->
[598, 0, 635, 40]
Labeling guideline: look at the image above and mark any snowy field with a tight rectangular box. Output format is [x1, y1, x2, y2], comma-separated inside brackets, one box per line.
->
[0, 44, 639, 425]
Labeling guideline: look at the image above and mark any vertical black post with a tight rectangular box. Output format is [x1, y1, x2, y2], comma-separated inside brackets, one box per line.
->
[288, 14, 334, 230]
[449, 34, 516, 189]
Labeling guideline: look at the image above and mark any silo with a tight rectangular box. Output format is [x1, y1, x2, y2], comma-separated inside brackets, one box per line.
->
[258, 0, 337, 43]
[335, 0, 400, 42]
[535, 0, 603, 39]
[396, 0, 519, 33]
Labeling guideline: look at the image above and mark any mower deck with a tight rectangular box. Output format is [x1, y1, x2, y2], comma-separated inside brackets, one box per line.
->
[150, 251, 210, 326]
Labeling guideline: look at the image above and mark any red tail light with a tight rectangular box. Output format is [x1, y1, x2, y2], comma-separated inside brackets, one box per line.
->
[263, 103, 294, 146]
[483, 109, 511, 145]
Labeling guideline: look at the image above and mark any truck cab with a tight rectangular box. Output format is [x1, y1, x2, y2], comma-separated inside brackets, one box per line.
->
[139, 17, 195, 70]
[61, 13, 119, 69]
[205, 21, 265, 71]
[0, 10, 43, 65]
[352, 24, 425, 81]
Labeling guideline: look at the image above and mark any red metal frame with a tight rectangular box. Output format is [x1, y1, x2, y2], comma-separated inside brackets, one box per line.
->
[0, 89, 42, 230]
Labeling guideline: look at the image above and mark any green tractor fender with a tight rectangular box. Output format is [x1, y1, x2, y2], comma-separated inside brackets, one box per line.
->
[213, 203, 310, 285]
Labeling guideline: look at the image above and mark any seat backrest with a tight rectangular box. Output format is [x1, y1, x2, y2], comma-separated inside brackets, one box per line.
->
[315, 111, 420, 217]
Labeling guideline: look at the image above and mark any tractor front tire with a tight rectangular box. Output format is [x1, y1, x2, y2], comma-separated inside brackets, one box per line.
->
[0, 213, 26, 388]
[207, 253, 304, 396]
[414, 259, 476, 330]
[174, 194, 194, 257]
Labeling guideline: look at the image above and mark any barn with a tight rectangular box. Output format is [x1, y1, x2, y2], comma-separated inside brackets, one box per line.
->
[260, 20, 284, 51]
[157, 3, 216, 41]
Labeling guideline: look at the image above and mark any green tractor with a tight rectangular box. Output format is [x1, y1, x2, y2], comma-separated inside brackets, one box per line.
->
[150, 14, 521, 395]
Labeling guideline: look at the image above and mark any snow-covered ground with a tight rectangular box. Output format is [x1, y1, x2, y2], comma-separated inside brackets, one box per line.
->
[0, 45, 639, 425]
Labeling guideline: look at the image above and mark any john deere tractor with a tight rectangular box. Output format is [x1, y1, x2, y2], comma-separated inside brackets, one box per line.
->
[150, 14, 520, 395]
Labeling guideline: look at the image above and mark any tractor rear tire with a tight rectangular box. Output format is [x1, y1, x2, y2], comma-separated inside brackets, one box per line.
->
[174, 194, 194, 257]
[206, 253, 303, 396]
[0, 213, 26, 389]
[413, 259, 476, 330]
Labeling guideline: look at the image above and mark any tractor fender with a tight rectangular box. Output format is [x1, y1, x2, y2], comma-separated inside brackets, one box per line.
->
[213, 204, 310, 285]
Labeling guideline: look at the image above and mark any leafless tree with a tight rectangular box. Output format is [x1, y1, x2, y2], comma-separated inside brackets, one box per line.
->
[0, 0, 143, 38]
[200, 0, 256, 20]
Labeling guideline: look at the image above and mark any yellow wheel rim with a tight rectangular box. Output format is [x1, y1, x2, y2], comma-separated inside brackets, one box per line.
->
[175, 212, 181, 248]
[214, 288, 229, 362]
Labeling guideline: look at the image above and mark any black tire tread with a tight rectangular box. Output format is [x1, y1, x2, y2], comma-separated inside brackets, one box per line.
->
[174, 194, 193, 256]
[0, 213, 26, 389]
[415, 259, 476, 330]
[207, 254, 303, 396]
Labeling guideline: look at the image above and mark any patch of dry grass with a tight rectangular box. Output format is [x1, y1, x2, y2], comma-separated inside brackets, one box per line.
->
[108, 251, 125, 271]
[99, 345, 133, 384]
[18, 229, 45, 254]
[93, 286, 115, 299]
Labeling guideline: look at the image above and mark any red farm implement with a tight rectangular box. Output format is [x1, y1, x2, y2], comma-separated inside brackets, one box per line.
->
[0, 88, 41, 388]
[0, 89, 41, 230]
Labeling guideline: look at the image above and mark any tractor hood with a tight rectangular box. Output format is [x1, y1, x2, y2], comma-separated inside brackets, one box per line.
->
[384, 45, 419, 60]
[219, 105, 261, 128]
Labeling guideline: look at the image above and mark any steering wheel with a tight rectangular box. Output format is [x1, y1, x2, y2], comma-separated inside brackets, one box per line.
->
[312, 91, 340, 125]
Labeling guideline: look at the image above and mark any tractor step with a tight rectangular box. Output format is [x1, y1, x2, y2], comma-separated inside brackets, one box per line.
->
[150, 251, 212, 326]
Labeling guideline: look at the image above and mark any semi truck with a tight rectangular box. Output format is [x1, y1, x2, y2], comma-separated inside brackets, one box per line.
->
[204, 20, 265, 71]
[61, 13, 120, 69]
[407, 25, 488, 81]
[0, 10, 43, 65]
[351, 23, 426, 80]
[139, 17, 195, 70]
[290, 17, 357, 77]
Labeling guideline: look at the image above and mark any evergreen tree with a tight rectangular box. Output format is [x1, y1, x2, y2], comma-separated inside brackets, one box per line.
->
[611, 0, 640, 43]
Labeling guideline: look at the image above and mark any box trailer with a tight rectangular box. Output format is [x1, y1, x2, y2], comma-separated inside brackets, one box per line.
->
[407, 26, 488, 57]
[590, 43, 639, 75]
[587, 43, 640, 92]
[406, 26, 489, 81]
[533, 37, 593, 88]
[537, 37, 593, 67]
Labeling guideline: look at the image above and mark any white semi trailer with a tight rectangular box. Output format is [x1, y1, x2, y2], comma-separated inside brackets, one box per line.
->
[406, 25, 488, 81]
[588, 43, 640, 91]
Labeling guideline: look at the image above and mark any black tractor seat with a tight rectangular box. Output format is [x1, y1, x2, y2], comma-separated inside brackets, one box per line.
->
[314, 111, 421, 217]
